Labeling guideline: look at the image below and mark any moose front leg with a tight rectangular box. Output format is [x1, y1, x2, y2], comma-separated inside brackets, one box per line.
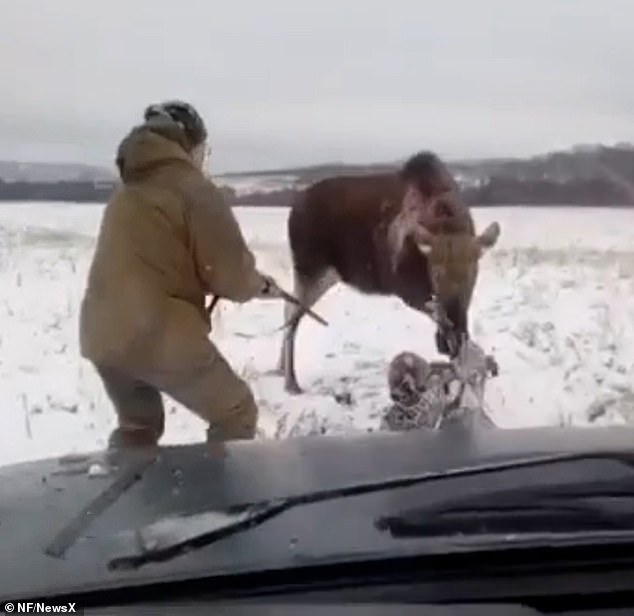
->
[278, 267, 339, 394]
[435, 330, 451, 356]
[401, 294, 459, 357]
[421, 298, 457, 357]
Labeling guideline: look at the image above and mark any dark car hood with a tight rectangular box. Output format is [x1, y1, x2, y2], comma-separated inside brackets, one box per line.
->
[2, 425, 634, 601]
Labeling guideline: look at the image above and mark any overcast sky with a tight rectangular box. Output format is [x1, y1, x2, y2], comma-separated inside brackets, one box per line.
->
[1, 0, 632, 173]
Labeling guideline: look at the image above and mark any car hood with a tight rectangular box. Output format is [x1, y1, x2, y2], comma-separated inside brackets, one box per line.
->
[1, 425, 634, 601]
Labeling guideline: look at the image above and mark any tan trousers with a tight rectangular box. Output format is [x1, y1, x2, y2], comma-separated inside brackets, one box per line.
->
[95, 340, 258, 447]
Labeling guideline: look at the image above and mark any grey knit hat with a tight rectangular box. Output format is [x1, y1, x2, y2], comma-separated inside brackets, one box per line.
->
[143, 100, 208, 147]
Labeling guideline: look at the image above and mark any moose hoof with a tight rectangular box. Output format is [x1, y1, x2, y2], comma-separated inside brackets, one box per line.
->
[284, 380, 304, 395]
[486, 355, 499, 377]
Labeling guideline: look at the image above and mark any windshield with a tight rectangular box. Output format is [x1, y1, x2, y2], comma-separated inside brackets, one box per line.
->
[1, 0, 633, 591]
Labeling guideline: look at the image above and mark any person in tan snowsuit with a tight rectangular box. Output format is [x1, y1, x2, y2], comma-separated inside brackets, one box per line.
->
[79, 100, 277, 450]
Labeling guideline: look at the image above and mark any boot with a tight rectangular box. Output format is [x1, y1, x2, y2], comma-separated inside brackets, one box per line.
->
[107, 426, 160, 453]
[205, 425, 228, 459]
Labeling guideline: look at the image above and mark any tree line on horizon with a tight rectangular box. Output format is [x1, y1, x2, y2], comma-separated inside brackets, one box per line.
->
[0, 176, 631, 206]
[1, 144, 633, 206]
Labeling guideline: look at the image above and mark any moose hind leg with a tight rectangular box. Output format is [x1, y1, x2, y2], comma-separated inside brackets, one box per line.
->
[276, 265, 329, 375]
[275, 286, 298, 374]
[279, 267, 338, 394]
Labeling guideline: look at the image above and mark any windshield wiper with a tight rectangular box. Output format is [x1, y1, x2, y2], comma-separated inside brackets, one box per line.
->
[376, 476, 634, 538]
[107, 451, 634, 571]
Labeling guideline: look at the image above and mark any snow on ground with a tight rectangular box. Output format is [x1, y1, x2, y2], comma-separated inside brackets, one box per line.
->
[1, 202, 633, 466]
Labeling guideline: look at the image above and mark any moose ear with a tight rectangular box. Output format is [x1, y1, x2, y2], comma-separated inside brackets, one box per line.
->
[476, 221, 500, 250]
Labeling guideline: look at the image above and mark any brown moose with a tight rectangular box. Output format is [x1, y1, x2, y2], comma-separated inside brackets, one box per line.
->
[276, 151, 500, 393]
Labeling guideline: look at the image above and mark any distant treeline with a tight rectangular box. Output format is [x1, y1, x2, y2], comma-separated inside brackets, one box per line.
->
[463, 176, 633, 206]
[0, 176, 632, 207]
[227, 178, 633, 207]
[0, 179, 114, 203]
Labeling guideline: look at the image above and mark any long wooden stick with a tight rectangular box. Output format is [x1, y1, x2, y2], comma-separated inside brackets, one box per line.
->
[206, 286, 328, 328]
[275, 286, 328, 326]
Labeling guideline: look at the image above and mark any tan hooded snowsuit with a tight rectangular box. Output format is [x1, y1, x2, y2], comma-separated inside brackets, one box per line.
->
[79, 120, 266, 442]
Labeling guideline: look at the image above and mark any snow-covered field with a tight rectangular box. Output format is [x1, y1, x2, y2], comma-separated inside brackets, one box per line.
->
[1, 202, 633, 467]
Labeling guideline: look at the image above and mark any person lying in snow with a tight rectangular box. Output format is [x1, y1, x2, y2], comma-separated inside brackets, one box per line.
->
[79, 100, 279, 451]
[381, 339, 499, 431]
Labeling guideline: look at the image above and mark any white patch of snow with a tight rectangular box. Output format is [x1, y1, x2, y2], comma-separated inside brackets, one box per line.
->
[0, 202, 633, 466]
[87, 462, 109, 478]
[217, 174, 299, 196]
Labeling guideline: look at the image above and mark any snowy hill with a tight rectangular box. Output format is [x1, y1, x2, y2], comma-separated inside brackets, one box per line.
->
[0, 161, 115, 183]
